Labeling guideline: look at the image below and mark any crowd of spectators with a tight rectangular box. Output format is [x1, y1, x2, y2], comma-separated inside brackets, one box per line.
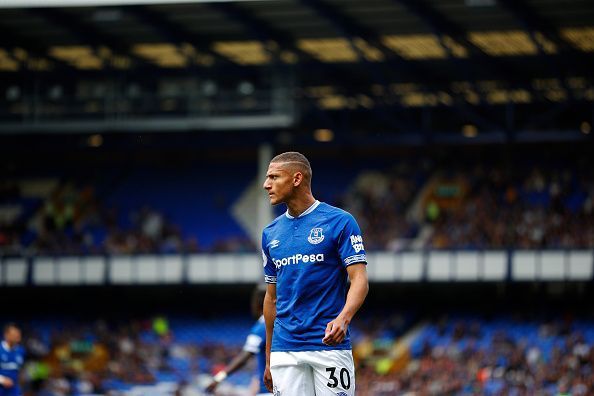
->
[0, 180, 28, 255]
[2, 154, 594, 256]
[1, 181, 255, 256]
[355, 316, 593, 395]
[341, 158, 594, 250]
[13, 313, 594, 395]
[427, 164, 594, 249]
[19, 317, 247, 396]
[338, 160, 429, 251]
[33, 183, 205, 256]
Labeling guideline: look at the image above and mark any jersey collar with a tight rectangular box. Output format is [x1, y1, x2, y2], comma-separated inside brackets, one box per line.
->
[1, 341, 12, 351]
[285, 200, 320, 219]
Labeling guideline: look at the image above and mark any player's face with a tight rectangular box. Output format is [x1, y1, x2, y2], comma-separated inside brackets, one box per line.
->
[4, 328, 21, 345]
[263, 162, 295, 205]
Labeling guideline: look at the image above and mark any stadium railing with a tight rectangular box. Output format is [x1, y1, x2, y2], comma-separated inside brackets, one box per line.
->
[0, 250, 592, 286]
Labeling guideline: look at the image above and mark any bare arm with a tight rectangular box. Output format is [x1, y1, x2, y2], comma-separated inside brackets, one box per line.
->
[263, 283, 277, 392]
[205, 350, 253, 392]
[0, 375, 14, 388]
[224, 350, 253, 375]
[323, 263, 369, 346]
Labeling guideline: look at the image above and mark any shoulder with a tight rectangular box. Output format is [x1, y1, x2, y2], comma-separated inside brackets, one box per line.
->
[318, 202, 357, 224]
[262, 213, 286, 239]
[250, 317, 266, 335]
[264, 213, 286, 231]
[252, 316, 265, 327]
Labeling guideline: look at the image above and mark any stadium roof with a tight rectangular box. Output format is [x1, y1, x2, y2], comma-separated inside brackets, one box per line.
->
[0, 0, 592, 73]
[0, 0, 592, 140]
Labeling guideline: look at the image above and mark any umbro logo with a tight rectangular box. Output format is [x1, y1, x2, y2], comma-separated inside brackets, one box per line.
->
[269, 239, 280, 249]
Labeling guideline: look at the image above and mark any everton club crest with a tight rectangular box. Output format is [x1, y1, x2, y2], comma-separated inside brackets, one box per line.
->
[308, 227, 325, 244]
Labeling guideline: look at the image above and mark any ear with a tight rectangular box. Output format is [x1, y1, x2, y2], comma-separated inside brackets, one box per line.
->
[293, 171, 304, 187]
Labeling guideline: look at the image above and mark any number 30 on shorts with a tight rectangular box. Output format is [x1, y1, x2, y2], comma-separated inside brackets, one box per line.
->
[325, 367, 351, 389]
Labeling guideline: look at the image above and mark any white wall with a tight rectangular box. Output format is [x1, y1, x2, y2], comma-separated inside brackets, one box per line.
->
[0, 250, 592, 285]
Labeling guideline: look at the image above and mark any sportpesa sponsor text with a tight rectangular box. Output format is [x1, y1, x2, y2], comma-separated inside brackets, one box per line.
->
[273, 253, 325, 269]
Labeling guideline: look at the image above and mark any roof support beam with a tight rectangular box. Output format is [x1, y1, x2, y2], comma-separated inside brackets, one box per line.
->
[211, 1, 416, 131]
[126, 6, 233, 67]
[299, 0, 445, 85]
[303, 0, 502, 131]
[28, 7, 152, 69]
[498, 0, 577, 54]
[299, 0, 437, 131]
[210, 2, 379, 87]
[391, 0, 554, 129]
[208, 2, 296, 65]
[0, 20, 79, 72]
[392, 0, 533, 85]
[498, 0, 593, 82]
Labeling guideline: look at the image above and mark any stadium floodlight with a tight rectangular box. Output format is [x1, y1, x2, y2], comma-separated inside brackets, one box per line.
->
[0, 0, 270, 8]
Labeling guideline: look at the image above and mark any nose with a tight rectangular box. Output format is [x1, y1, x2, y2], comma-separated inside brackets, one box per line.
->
[263, 179, 271, 190]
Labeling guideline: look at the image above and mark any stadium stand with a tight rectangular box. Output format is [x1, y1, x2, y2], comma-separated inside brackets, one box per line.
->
[357, 315, 594, 395]
[3, 147, 593, 256]
[10, 310, 593, 396]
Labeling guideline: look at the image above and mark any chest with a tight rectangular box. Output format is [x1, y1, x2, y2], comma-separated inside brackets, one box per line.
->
[268, 219, 338, 275]
[0, 350, 23, 368]
[269, 219, 336, 258]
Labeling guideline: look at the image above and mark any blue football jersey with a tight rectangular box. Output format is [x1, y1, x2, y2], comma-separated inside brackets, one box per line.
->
[0, 341, 24, 396]
[262, 201, 367, 352]
[242, 316, 267, 394]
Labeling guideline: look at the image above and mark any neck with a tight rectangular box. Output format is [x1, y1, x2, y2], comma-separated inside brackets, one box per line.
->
[286, 192, 316, 218]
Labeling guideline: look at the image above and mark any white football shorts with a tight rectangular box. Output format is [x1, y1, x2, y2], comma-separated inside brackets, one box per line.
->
[270, 350, 355, 396]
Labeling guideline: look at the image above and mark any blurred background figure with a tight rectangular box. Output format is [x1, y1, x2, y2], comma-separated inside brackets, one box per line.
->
[205, 287, 269, 396]
[0, 324, 24, 396]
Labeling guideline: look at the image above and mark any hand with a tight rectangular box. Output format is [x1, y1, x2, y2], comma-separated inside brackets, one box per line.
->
[0, 376, 14, 388]
[322, 316, 349, 346]
[205, 380, 218, 393]
[263, 364, 273, 393]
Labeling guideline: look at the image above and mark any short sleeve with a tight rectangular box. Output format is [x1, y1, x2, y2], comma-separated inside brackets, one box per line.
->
[262, 232, 277, 283]
[243, 333, 263, 354]
[337, 214, 367, 267]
